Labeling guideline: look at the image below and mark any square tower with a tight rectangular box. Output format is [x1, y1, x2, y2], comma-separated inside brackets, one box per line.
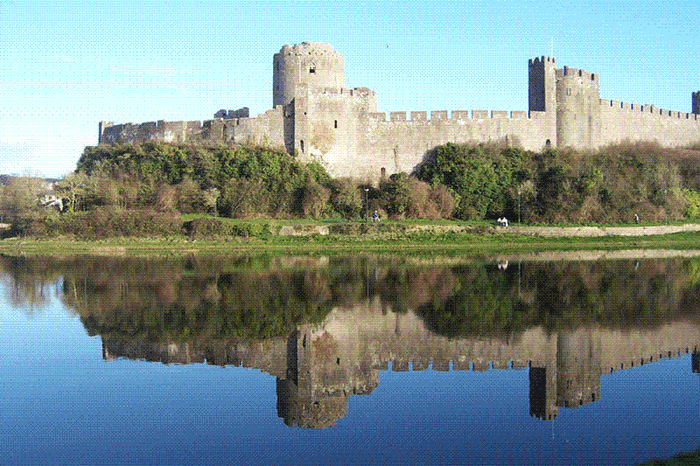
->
[528, 56, 557, 113]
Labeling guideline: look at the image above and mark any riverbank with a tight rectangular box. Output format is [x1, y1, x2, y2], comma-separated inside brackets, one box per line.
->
[1, 221, 700, 257]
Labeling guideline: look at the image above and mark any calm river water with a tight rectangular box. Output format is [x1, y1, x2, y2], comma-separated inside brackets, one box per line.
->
[1, 253, 699, 465]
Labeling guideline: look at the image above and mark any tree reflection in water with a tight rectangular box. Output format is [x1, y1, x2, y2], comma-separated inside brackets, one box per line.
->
[1, 253, 699, 428]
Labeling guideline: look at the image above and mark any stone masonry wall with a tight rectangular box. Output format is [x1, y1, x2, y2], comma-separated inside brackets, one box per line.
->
[599, 100, 700, 148]
[99, 107, 286, 150]
[354, 110, 552, 180]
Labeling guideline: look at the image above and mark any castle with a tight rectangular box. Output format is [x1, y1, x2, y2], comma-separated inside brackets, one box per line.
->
[99, 41, 700, 182]
[99, 303, 700, 427]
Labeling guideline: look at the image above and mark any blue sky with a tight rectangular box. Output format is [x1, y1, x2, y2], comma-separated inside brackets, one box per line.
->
[1, 0, 699, 178]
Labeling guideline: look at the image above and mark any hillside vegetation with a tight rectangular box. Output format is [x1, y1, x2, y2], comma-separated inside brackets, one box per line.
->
[3, 141, 700, 239]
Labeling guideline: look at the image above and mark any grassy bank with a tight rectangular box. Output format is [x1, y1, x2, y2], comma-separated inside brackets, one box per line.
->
[2, 219, 700, 257]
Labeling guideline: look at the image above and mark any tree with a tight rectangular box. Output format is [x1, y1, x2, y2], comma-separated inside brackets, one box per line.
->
[56, 172, 89, 212]
[0, 176, 44, 223]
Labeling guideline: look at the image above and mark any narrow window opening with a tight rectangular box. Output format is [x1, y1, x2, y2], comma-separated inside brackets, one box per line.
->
[545, 139, 551, 149]
[309, 66, 316, 74]
[334, 120, 338, 129]
[300, 140, 304, 153]
[336, 358, 340, 365]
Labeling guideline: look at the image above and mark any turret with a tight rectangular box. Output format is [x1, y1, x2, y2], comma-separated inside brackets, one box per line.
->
[555, 328, 601, 409]
[693, 92, 700, 115]
[529, 56, 557, 113]
[273, 42, 345, 107]
[528, 57, 558, 148]
[529, 365, 558, 420]
[555, 66, 601, 149]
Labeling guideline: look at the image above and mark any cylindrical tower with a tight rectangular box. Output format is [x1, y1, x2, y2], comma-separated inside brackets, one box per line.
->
[273, 42, 345, 107]
[556, 66, 601, 149]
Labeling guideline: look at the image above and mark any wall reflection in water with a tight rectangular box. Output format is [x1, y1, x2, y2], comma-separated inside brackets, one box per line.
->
[2, 253, 699, 428]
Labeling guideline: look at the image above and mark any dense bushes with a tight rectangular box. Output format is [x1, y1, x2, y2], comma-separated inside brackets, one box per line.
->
[416, 141, 700, 223]
[74, 143, 334, 218]
[416, 143, 532, 220]
[183, 217, 270, 239]
[380, 173, 454, 219]
[67, 143, 456, 222]
[23, 208, 183, 239]
[4, 140, 700, 238]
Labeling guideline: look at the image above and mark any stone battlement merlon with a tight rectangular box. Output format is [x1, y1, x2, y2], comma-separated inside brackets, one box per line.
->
[557, 66, 598, 83]
[609, 346, 697, 374]
[311, 86, 376, 98]
[528, 56, 556, 66]
[601, 99, 699, 120]
[368, 109, 538, 122]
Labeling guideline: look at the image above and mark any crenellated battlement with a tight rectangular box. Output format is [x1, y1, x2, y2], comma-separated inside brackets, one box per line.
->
[557, 66, 598, 83]
[528, 56, 556, 66]
[367, 109, 547, 123]
[310, 86, 376, 98]
[600, 99, 699, 120]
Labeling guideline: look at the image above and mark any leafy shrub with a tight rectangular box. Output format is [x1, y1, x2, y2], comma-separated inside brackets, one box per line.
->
[329, 178, 362, 219]
[301, 179, 331, 218]
[183, 217, 233, 239]
[683, 189, 700, 219]
[22, 208, 183, 239]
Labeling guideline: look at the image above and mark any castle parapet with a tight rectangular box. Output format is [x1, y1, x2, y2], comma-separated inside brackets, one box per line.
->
[390, 111, 406, 122]
[214, 107, 250, 120]
[528, 56, 556, 66]
[365, 108, 542, 124]
[557, 66, 598, 83]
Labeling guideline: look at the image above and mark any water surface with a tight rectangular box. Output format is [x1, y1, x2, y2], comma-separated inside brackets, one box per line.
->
[1, 254, 699, 465]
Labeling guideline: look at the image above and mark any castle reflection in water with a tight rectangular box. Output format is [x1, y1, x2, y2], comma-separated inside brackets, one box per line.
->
[3, 253, 699, 429]
[99, 303, 700, 428]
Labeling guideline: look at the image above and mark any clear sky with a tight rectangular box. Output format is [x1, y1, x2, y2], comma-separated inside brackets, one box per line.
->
[1, 0, 699, 178]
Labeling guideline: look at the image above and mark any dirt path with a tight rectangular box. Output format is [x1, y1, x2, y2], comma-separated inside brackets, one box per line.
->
[493, 223, 700, 237]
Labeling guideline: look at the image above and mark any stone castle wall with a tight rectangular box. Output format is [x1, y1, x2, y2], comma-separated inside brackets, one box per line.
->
[100, 302, 700, 426]
[98, 42, 700, 182]
[99, 106, 286, 149]
[599, 100, 700, 148]
[356, 110, 552, 180]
